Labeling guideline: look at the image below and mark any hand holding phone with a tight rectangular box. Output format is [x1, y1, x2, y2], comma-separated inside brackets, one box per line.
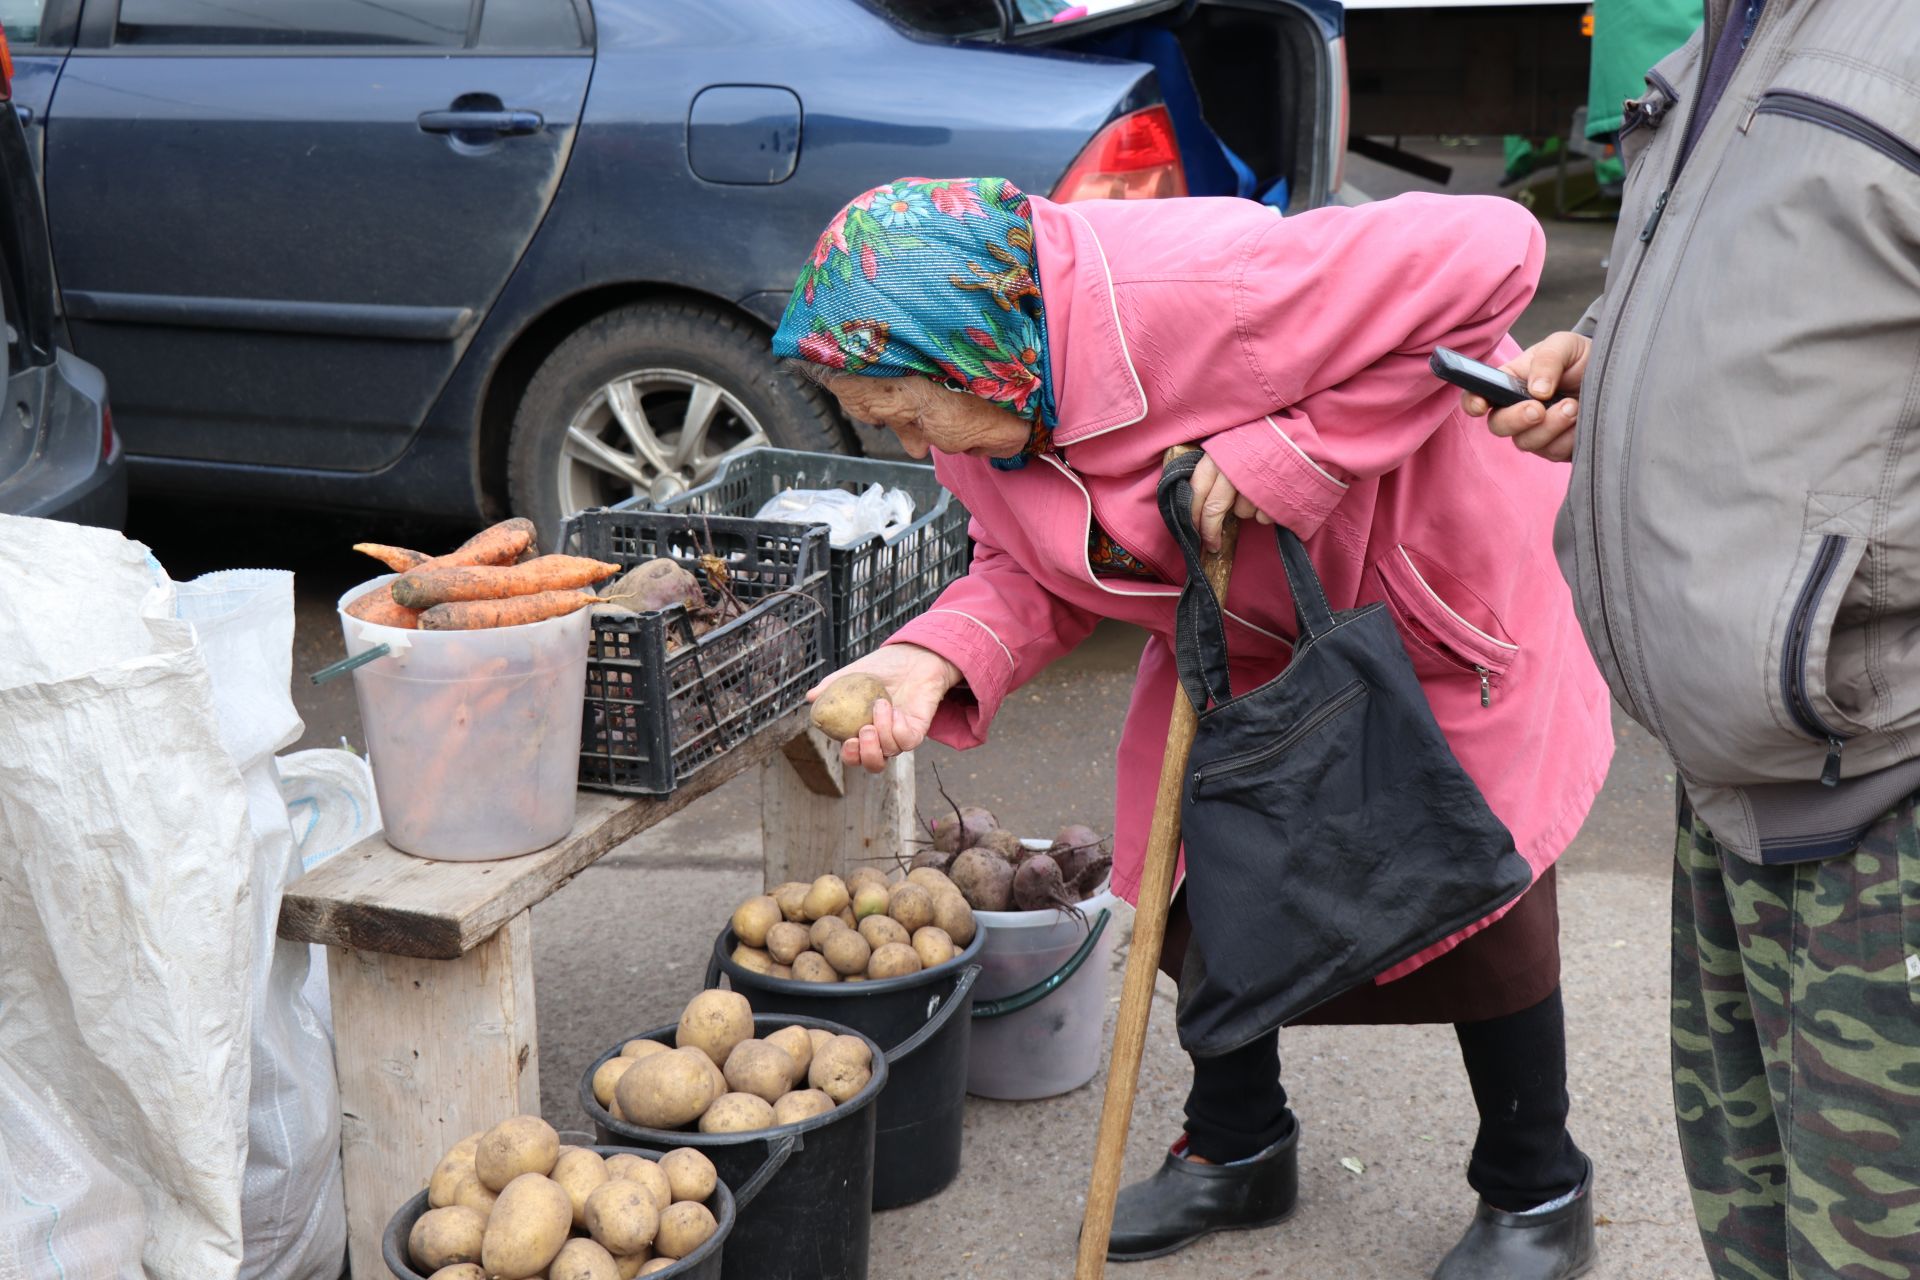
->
[1429, 347, 1534, 408]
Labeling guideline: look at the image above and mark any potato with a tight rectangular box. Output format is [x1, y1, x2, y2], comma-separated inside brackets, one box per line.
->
[448, 1170, 497, 1217]
[613, 1253, 652, 1280]
[867, 942, 923, 979]
[858, 914, 910, 950]
[809, 1035, 874, 1104]
[887, 883, 935, 934]
[427, 1266, 486, 1280]
[844, 974, 866, 983]
[695, 1047, 730, 1102]
[769, 963, 794, 980]
[551, 1147, 610, 1228]
[837, 906, 858, 929]
[676, 990, 754, 1067]
[549, 1237, 620, 1280]
[802, 874, 851, 922]
[772, 1089, 836, 1125]
[476, 1116, 560, 1192]
[932, 888, 977, 946]
[907, 867, 956, 895]
[602, 1154, 656, 1190]
[806, 1028, 835, 1059]
[851, 883, 890, 920]
[621, 1039, 669, 1060]
[592, 1056, 638, 1109]
[659, 1148, 717, 1203]
[762, 921, 809, 965]
[912, 926, 956, 969]
[724, 1039, 799, 1105]
[584, 1179, 660, 1257]
[791, 952, 839, 984]
[808, 916, 846, 950]
[699, 1092, 775, 1133]
[809, 673, 887, 741]
[846, 866, 890, 895]
[409, 1205, 486, 1273]
[427, 1133, 481, 1208]
[771, 881, 810, 923]
[730, 944, 773, 975]
[615, 1047, 719, 1130]
[730, 895, 783, 948]
[480, 1174, 571, 1280]
[821, 928, 871, 977]
[655, 1201, 719, 1260]
[624, 1158, 672, 1214]
[764, 1025, 814, 1083]
[638, 1260, 676, 1276]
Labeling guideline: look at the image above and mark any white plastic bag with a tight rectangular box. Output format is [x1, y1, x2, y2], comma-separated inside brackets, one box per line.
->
[0, 1055, 147, 1280]
[279, 746, 384, 1024]
[754, 483, 915, 547]
[0, 515, 345, 1280]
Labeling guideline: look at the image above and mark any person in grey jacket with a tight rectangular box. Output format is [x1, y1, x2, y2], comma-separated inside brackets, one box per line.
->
[1463, 2, 1920, 1277]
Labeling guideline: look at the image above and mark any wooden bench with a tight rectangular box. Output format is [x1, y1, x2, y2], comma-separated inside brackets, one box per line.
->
[278, 708, 915, 1280]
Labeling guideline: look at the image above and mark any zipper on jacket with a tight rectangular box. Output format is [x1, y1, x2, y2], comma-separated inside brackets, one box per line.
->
[1780, 535, 1849, 787]
[1477, 666, 1492, 708]
[1190, 681, 1367, 797]
[1750, 91, 1920, 176]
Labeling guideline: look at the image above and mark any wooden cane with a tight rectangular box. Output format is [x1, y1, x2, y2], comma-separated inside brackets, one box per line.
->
[1075, 445, 1239, 1277]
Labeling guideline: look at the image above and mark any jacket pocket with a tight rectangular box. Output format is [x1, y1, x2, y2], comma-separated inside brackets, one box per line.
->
[1375, 545, 1519, 708]
[1749, 90, 1920, 176]
[1774, 527, 1872, 785]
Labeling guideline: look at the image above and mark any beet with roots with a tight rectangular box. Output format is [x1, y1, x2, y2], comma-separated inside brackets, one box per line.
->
[1049, 825, 1109, 891]
[974, 829, 1025, 861]
[1011, 852, 1081, 913]
[597, 557, 705, 616]
[931, 805, 999, 854]
[909, 847, 954, 875]
[1071, 853, 1113, 898]
[949, 848, 1014, 912]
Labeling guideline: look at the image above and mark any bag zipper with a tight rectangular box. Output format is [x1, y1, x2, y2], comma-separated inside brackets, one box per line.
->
[1780, 534, 1849, 786]
[1190, 681, 1367, 797]
[1745, 90, 1920, 176]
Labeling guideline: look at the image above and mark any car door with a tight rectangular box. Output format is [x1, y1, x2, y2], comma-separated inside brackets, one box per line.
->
[42, 0, 591, 472]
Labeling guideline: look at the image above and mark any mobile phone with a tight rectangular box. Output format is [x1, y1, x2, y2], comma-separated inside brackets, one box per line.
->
[1430, 347, 1534, 409]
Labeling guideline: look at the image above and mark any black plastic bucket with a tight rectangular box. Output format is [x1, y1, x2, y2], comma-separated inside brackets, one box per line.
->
[382, 1142, 753, 1280]
[705, 927, 982, 1209]
[580, 1014, 885, 1280]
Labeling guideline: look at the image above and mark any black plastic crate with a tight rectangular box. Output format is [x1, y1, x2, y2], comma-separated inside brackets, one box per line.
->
[634, 448, 970, 668]
[563, 509, 831, 796]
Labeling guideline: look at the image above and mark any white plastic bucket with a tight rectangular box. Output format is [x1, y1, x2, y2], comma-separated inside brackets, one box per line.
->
[337, 577, 588, 860]
[967, 836, 1119, 1099]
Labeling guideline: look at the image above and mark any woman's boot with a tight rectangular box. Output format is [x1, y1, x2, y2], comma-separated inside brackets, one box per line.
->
[1106, 1120, 1300, 1261]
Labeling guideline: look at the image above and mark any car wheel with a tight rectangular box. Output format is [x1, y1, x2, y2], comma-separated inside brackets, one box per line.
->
[507, 300, 846, 546]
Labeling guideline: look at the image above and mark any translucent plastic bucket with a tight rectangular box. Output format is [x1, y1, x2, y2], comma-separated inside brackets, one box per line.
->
[337, 577, 588, 860]
[968, 843, 1120, 1100]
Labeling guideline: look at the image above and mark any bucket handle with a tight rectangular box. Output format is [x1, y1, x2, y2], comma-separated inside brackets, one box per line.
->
[971, 907, 1112, 1020]
[310, 643, 390, 685]
[733, 1133, 799, 1212]
[885, 963, 979, 1067]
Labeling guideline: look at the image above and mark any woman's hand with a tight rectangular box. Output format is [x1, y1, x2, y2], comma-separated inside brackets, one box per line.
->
[1189, 453, 1274, 552]
[806, 643, 962, 773]
[1460, 331, 1591, 463]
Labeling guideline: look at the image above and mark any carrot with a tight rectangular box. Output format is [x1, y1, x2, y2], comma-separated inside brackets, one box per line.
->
[444, 517, 536, 568]
[392, 555, 622, 609]
[344, 585, 421, 629]
[418, 590, 604, 631]
[353, 543, 431, 572]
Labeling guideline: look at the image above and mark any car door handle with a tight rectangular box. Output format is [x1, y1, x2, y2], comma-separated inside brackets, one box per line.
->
[417, 109, 544, 138]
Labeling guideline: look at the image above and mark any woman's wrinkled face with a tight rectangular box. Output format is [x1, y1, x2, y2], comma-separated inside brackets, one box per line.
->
[820, 374, 1031, 461]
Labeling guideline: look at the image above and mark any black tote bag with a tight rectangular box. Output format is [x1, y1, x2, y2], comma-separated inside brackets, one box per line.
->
[1158, 452, 1534, 1058]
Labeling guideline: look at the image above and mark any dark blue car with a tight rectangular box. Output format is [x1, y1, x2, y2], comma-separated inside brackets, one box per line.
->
[3, 0, 1343, 541]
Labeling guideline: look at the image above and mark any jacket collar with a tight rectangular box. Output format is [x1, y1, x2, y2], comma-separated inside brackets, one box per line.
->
[1028, 197, 1150, 446]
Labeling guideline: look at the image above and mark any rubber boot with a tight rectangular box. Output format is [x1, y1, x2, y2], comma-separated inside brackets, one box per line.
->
[1432, 1155, 1596, 1280]
[1105, 1117, 1300, 1262]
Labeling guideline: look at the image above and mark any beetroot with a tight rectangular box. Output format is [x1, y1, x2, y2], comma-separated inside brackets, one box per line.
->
[1070, 852, 1112, 897]
[1055, 823, 1101, 851]
[1011, 852, 1080, 913]
[949, 848, 1014, 912]
[974, 829, 1025, 861]
[931, 804, 998, 854]
[910, 847, 954, 874]
[1050, 826, 1109, 891]
[600, 557, 705, 615]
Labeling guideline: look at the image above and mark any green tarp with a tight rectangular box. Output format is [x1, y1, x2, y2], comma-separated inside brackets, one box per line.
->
[1586, 0, 1700, 137]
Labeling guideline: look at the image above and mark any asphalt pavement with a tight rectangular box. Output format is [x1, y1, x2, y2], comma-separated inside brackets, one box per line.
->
[126, 143, 1707, 1278]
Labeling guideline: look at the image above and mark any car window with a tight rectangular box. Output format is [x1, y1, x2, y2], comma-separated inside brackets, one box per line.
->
[859, 0, 1001, 37]
[476, 0, 582, 49]
[0, 0, 49, 44]
[114, 0, 473, 47]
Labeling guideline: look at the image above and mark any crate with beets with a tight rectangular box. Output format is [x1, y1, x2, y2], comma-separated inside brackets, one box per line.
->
[562, 508, 831, 795]
[636, 448, 970, 668]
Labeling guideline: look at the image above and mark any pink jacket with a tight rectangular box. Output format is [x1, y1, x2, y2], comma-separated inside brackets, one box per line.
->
[890, 191, 1613, 981]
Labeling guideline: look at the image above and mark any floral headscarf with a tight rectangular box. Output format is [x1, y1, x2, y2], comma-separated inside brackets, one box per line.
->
[771, 177, 1057, 469]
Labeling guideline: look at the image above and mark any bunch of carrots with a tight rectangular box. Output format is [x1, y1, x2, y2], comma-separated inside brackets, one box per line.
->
[344, 517, 622, 631]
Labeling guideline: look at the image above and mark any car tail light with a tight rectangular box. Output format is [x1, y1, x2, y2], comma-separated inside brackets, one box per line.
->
[100, 405, 115, 463]
[1053, 105, 1187, 203]
[0, 24, 14, 101]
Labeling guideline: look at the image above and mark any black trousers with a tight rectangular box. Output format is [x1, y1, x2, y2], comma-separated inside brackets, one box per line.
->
[1183, 986, 1588, 1212]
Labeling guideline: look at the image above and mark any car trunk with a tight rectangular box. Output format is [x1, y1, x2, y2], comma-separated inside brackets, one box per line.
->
[0, 96, 63, 495]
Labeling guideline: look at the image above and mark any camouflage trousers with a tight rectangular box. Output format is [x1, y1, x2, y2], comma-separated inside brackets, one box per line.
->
[1673, 797, 1920, 1279]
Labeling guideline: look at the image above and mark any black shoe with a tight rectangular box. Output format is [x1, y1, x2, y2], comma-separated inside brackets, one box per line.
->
[1432, 1155, 1597, 1280]
[1105, 1118, 1300, 1262]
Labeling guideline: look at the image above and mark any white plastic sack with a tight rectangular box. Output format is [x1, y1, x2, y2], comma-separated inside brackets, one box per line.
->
[279, 747, 384, 1024]
[0, 1055, 148, 1280]
[754, 483, 915, 547]
[0, 515, 345, 1280]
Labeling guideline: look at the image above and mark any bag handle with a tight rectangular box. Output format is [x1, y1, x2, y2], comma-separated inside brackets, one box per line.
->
[1156, 451, 1336, 712]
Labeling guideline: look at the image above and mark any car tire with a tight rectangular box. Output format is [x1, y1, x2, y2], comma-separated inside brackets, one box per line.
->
[507, 300, 846, 547]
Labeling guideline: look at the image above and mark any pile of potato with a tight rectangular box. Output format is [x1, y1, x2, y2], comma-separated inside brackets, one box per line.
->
[405, 1114, 719, 1280]
[726, 868, 977, 983]
[591, 990, 875, 1135]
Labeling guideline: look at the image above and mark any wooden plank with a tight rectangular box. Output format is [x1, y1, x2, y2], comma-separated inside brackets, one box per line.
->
[331, 911, 539, 1280]
[760, 749, 916, 888]
[280, 708, 810, 959]
[779, 726, 846, 798]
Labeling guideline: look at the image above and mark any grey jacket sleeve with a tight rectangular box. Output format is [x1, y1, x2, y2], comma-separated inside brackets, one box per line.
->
[1572, 294, 1605, 339]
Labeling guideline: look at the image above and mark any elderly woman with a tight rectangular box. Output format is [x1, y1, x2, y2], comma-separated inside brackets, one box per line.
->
[775, 177, 1613, 1279]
